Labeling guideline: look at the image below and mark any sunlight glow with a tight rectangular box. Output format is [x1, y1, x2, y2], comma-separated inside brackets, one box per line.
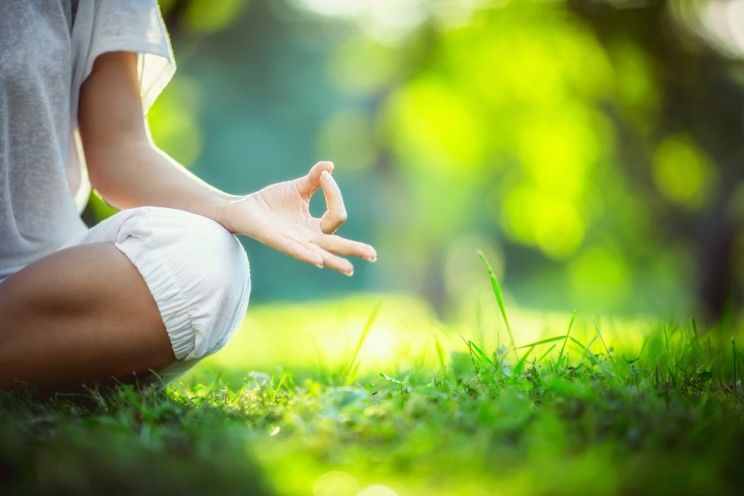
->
[670, 0, 744, 58]
[313, 471, 360, 496]
[356, 484, 398, 496]
[294, 0, 366, 18]
[359, 325, 398, 366]
[702, 0, 744, 56]
[292, 0, 427, 42]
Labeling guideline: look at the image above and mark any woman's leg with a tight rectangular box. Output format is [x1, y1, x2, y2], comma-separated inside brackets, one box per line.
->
[0, 243, 175, 390]
[0, 206, 251, 391]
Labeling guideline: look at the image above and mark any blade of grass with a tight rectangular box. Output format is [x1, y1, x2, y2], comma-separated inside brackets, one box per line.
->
[477, 250, 517, 360]
[514, 345, 535, 376]
[516, 335, 567, 350]
[460, 335, 477, 366]
[347, 361, 361, 383]
[592, 318, 613, 361]
[558, 311, 577, 362]
[469, 339, 497, 369]
[380, 373, 406, 387]
[343, 301, 382, 385]
[569, 336, 611, 375]
[435, 337, 447, 372]
[271, 371, 289, 401]
[536, 344, 557, 363]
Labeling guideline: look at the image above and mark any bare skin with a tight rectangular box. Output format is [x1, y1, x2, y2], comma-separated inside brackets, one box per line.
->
[0, 51, 376, 391]
[0, 244, 173, 390]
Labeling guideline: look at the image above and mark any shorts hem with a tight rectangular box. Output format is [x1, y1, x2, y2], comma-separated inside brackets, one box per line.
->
[114, 239, 195, 360]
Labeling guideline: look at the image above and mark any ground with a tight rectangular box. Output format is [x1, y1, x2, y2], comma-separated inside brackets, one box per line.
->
[1, 293, 743, 495]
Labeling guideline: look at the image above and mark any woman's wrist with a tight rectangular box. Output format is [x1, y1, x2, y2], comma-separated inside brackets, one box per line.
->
[215, 193, 245, 235]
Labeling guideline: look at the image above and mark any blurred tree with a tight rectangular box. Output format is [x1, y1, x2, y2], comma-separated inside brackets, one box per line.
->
[375, 0, 743, 320]
[567, 0, 743, 320]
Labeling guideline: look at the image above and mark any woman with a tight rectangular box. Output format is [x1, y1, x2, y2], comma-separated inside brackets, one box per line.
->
[0, 1, 376, 390]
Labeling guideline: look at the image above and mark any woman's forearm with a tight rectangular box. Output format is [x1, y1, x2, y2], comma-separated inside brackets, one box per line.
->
[78, 51, 239, 230]
[88, 137, 239, 230]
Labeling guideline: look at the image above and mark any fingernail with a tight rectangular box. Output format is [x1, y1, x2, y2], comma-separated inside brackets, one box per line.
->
[316, 264, 324, 269]
[368, 255, 377, 263]
[346, 269, 354, 277]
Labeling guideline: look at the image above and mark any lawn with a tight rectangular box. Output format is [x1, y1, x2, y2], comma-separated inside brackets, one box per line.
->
[2, 286, 743, 495]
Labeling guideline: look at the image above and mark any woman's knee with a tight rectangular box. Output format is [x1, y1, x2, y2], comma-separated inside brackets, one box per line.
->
[112, 207, 251, 361]
[165, 209, 251, 359]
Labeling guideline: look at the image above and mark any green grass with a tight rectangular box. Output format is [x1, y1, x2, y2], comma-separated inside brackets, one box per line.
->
[2, 285, 744, 494]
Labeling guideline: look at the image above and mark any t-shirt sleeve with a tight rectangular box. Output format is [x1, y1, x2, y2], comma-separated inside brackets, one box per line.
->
[73, 0, 175, 112]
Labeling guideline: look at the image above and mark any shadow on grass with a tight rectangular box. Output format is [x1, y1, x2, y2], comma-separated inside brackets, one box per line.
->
[0, 384, 272, 496]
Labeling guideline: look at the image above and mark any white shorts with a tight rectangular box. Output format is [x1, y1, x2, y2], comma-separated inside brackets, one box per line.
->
[75, 206, 251, 379]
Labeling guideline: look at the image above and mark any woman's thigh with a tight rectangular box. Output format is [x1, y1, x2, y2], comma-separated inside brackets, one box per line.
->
[0, 242, 175, 391]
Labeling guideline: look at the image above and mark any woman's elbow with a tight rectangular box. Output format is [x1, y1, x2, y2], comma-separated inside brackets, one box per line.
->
[86, 154, 120, 205]
[83, 138, 147, 208]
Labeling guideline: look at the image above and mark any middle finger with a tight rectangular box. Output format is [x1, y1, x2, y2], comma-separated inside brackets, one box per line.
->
[315, 234, 377, 262]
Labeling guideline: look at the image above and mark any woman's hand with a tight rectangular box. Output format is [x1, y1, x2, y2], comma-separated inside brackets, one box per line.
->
[78, 54, 373, 275]
[220, 162, 377, 275]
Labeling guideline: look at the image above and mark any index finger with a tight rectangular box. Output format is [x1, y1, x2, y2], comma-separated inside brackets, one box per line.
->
[319, 170, 348, 234]
[295, 161, 334, 199]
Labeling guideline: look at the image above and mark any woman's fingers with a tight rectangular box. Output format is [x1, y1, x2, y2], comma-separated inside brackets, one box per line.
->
[266, 233, 324, 267]
[315, 248, 355, 276]
[295, 161, 334, 199]
[315, 234, 377, 262]
[272, 231, 355, 275]
[301, 238, 353, 275]
[319, 171, 348, 234]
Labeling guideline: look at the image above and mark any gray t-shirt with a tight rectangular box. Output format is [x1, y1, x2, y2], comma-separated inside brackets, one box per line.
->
[0, 0, 174, 279]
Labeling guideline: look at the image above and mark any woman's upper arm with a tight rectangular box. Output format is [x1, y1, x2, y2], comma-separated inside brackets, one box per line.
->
[78, 51, 149, 185]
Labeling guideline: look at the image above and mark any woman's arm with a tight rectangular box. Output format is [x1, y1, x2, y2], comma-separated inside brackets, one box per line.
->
[79, 52, 233, 223]
[79, 51, 375, 275]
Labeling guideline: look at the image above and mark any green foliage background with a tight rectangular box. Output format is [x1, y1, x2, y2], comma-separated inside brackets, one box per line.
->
[86, 0, 744, 319]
